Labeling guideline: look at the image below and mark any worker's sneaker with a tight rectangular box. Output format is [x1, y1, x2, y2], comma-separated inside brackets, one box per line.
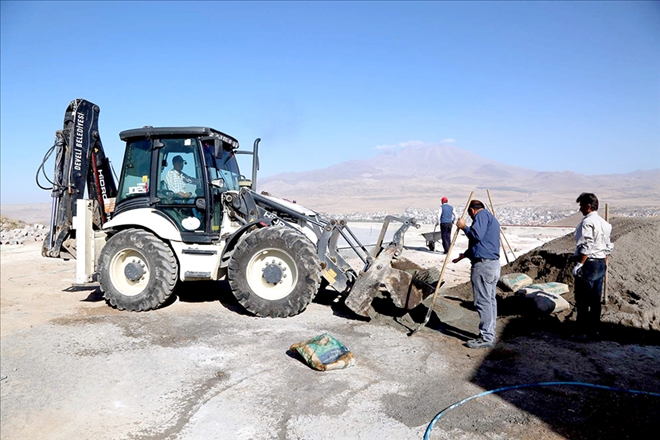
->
[466, 337, 494, 349]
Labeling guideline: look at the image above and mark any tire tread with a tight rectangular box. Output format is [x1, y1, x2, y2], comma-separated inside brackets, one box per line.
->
[228, 226, 321, 318]
[98, 229, 178, 312]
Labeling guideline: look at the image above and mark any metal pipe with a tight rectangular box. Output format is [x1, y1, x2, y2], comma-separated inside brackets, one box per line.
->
[333, 224, 372, 265]
[251, 138, 260, 191]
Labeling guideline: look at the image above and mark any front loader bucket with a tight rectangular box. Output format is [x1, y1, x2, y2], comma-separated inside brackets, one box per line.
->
[344, 216, 440, 318]
[345, 245, 401, 317]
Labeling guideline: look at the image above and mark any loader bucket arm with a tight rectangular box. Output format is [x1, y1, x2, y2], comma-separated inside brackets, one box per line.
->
[344, 216, 437, 318]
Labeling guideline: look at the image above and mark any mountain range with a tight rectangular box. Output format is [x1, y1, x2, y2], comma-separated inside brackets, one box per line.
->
[259, 144, 659, 214]
[2, 145, 657, 224]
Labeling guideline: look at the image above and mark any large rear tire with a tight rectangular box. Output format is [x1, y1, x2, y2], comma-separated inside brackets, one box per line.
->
[98, 229, 178, 311]
[228, 226, 321, 318]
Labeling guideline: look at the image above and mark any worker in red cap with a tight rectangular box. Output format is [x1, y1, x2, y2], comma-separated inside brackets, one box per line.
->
[435, 197, 456, 254]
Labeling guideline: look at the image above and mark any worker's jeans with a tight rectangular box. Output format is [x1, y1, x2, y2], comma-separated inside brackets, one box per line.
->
[440, 223, 452, 253]
[471, 259, 501, 342]
[574, 259, 607, 335]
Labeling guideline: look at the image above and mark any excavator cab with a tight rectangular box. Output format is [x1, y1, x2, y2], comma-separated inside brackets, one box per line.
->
[114, 127, 241, 242]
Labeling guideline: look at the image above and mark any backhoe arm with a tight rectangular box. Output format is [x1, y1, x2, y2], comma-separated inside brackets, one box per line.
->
[39, 99, 117, 259]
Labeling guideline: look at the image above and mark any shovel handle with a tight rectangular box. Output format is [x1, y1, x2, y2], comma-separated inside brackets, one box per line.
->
[410, 191, 474, 335]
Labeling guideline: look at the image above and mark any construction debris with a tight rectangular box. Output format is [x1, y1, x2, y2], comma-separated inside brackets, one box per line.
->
[0, 222, 49, 245]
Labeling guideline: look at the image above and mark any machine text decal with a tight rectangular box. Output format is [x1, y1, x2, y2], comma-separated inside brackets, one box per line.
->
[74, 112, 85, 171]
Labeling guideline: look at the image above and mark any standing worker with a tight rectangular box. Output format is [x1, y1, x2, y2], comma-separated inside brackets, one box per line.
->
[452, 200, 501, 349]
[435, 197, 456, 254]
[572, 193, 613, 341]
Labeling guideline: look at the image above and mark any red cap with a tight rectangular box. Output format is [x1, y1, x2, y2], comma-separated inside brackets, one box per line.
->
[441, 197, 448, 203]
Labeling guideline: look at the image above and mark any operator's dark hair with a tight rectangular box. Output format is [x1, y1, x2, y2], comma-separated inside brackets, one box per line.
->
[469, 200, 485, 210]
[576, 192, 599, 211]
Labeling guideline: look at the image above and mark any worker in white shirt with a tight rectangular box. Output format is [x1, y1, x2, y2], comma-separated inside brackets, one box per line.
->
[572, 192, 613, 341]
[165, 155, 198, 200]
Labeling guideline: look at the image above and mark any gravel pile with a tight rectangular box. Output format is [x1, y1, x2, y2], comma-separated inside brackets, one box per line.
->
[0, 223, 49, 245]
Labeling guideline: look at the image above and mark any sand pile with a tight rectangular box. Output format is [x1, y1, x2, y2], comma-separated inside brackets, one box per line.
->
[445, 216, 660, 331]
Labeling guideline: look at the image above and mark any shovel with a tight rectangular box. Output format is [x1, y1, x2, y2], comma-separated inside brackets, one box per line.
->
[408, 191, 474, 336]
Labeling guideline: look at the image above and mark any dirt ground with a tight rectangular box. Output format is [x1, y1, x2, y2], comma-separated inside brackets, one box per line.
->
[1, 220, 659, 439]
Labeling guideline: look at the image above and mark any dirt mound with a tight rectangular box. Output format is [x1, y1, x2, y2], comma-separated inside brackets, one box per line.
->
[444, 216, 660, 331]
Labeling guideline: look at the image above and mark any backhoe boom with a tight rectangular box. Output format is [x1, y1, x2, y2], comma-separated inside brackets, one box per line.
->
[39, 99, 117, 259]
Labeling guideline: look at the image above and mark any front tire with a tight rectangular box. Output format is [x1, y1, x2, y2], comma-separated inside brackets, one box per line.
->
[98, 229, 178, 311]
[228, 226, 321, 318]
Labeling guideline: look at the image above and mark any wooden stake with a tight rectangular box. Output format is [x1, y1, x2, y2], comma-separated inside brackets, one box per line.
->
[487, 189, 517, 260]
[603, 203, 610, 304]
[485, 197, 510, 264]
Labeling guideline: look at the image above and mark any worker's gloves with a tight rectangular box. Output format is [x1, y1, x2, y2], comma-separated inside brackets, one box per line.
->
[572, 263, 583, 277]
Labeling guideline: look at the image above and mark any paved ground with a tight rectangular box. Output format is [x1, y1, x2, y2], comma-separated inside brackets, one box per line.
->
[2, 225, 659, 439]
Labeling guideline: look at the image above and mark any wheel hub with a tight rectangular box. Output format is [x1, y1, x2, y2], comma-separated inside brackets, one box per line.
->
[124, 261, 145, 281]
[262, 262, 284, 284]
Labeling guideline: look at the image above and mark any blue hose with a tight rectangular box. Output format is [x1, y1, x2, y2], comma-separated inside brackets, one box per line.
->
[424, 381, 660, 440]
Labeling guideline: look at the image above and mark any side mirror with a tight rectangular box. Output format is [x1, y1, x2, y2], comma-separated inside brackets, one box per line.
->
[211, 178, 225, 189]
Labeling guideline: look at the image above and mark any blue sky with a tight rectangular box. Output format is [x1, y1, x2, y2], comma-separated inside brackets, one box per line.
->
[2, 1, 659, 204]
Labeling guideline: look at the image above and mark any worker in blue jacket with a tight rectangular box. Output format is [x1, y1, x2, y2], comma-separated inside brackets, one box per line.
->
[435, 197, 456, 254]
[453, 200, 501, 349]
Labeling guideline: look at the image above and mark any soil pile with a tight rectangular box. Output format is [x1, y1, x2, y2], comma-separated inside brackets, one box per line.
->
[444, 216, 660, 331]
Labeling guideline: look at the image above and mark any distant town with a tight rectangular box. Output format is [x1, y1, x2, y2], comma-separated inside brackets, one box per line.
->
[325, 206, 660, 226]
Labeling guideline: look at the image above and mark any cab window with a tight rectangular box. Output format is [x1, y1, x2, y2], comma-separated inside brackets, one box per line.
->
[117, 139, 151, 203]
[155, 138, 206, 232]
[216, 147, 241, 191]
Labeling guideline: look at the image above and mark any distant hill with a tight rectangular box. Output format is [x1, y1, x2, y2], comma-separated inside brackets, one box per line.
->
[3, 145, 657, 223]
[259, 144, 660, 214]
[1, 203, 52, 225]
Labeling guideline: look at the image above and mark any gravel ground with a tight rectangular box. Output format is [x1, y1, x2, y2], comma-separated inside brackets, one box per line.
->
[1, 220, 659, 439]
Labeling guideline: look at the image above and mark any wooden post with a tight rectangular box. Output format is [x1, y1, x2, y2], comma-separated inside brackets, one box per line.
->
[487, 189, 517, 261]
[603, 203, 610, 304]
[485, 197, 510, 264]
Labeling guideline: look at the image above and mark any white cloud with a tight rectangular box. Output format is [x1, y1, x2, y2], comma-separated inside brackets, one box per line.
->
[373, 139, 456, 150]
[373, 140, 426, 150]
[373, 143, 399, 151]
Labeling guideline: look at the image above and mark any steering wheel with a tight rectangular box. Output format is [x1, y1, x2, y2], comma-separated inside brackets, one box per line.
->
[159, 190, 175, 204]
[194, 181, 204, 197]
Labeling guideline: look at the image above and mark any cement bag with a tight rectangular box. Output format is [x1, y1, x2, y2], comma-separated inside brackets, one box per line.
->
[517, 282, 569, 296]
[290, 333, 355, 371]
[498, 273, 534, 292]
[530, 291, 570, 314]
